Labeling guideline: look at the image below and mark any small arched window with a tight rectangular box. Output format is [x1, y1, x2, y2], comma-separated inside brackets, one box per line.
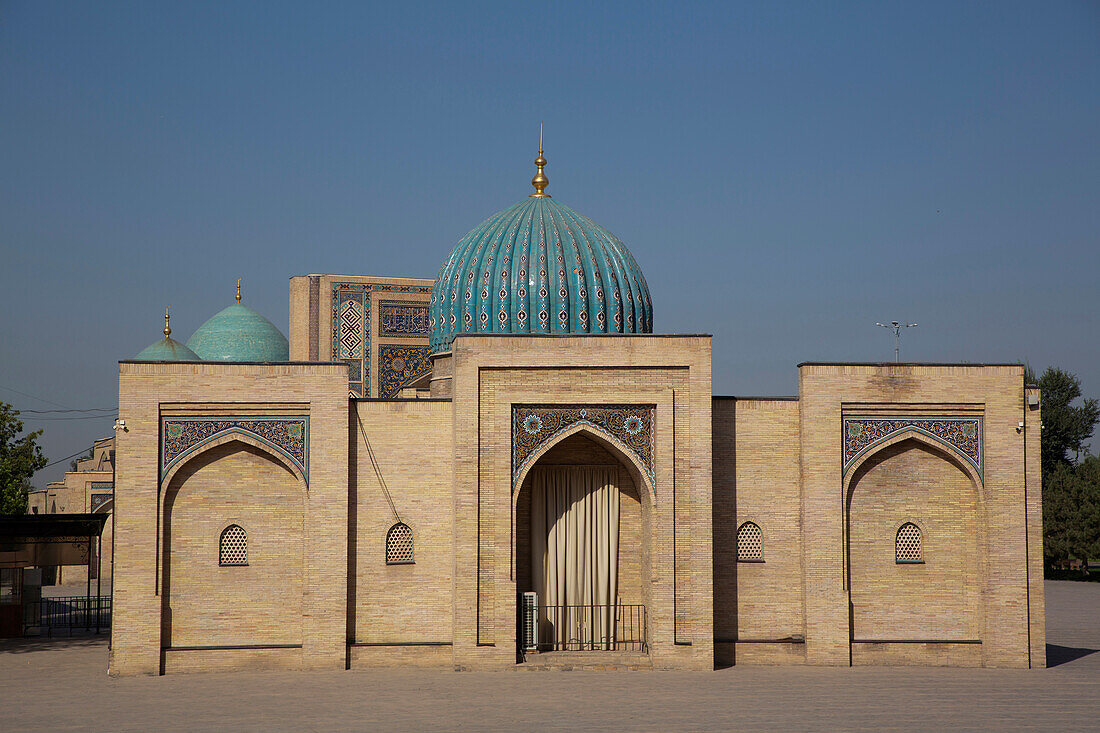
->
[219, 524, 248, 566]
[386, 523, 415, 565]
[895, 522, 923, 563]
[736, 521, 764, 562]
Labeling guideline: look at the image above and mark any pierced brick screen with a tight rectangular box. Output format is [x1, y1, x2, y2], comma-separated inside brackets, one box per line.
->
[896, 522, 922, 563]
[736, 521, 763, 562]
[219, 525, 248, 566]
[386, 523, 414, 565]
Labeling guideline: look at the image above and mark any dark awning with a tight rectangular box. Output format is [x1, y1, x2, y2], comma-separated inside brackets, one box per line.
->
[0, 514, 108, 569]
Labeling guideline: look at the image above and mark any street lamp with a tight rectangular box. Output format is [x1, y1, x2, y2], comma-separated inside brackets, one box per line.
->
[876, 321, 918, 363]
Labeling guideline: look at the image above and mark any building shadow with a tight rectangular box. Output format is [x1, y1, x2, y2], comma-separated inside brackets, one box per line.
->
[0, 635, 108, 654]
[1046, 644, 1099, 668]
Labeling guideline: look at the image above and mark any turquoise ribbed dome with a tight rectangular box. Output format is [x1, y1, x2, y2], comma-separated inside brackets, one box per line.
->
[135, 336, 201, 361]
[429, 196, 652, 353]
[185, 303, 290, 361]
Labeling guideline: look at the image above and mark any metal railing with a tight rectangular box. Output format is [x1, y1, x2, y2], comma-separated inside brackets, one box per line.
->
[532, 603, 647, 653]
[23, 595, 111, 637]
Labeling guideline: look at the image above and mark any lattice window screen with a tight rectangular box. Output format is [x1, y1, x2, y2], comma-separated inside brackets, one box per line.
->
[386, 523, 415, 565]
[896, 522, 923, 563]
[736, 521, 763, 562]
[219, 524, 248, 566]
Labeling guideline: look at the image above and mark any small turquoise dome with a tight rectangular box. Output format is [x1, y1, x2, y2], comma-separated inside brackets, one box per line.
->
[429, 196, 652, 353]
[135, 336, 201, 361]
[185, 303, 290, 361]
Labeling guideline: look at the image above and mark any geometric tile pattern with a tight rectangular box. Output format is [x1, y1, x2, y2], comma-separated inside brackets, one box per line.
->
[512, 404, 656, 493]
[90, 493, 113, 512]
[339, 300, 363, 359]
[895, 522, 923, 563]
[736, 521, 764, 562]
[161, 417, 309, 484]
[843, 416, 982, 478]
[379, 301, 430, 337]
[331, 282, 433, 397]
[377, 345, 432, 399]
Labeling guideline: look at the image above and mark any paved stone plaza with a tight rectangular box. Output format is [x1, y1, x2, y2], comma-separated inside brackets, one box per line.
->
[3, 581, 1097, 731]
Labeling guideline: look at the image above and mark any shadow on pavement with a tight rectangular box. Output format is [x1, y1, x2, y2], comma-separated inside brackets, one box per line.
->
[0, 635, 108, 654]
[1046, 644, 1098, 668]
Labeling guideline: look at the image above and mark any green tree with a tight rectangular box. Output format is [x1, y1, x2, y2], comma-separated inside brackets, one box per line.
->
[1032, 367, 1099, 477]
[0, 402, 48, 515]
[1025, 366, 1100, 571]
[1043, 454, 1100, 568]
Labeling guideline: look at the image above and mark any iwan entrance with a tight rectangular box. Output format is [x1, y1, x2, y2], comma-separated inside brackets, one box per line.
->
[514, 433, 650, 662]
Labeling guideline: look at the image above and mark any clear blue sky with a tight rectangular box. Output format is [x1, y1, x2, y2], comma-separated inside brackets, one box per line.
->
[2, 1, 1098, 487]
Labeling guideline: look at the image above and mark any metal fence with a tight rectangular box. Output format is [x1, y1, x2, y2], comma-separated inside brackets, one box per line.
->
[23, 595, 111, 637]
[533, 603, 647, 653]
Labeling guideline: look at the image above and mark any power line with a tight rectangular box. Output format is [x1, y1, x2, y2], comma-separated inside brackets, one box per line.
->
[37, 448, 99, 471]
[22, 413, 118, 422]
[18, 407, 117, 414]
[0, 384, 72, 410]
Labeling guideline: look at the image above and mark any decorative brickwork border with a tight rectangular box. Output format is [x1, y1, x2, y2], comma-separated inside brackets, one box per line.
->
[161, 417, 309, 485]
[843, 416, 982, 478]
[512, 404, 656, 493]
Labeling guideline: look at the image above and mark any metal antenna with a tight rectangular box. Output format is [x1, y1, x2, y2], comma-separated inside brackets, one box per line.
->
[875, 321, 918, 363]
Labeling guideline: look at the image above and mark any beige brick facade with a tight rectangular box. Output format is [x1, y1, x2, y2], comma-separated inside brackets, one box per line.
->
[110, 297, 1043, 675]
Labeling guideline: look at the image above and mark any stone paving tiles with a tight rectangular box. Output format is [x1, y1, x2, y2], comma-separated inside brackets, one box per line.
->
[3, 581, 1098, 732]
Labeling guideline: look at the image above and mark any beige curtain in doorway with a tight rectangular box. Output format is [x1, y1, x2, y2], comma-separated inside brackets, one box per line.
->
[530, 466, 620, 650]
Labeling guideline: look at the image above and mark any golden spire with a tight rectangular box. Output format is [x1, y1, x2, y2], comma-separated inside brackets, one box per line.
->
[236, 278, 242, 303]
[163, 305, 172, 338]
[530, 121, 550, 197]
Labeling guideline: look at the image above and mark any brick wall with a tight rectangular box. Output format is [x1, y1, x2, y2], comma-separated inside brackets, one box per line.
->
[713, 397, 805, 665]
[349, 399, 454, 665]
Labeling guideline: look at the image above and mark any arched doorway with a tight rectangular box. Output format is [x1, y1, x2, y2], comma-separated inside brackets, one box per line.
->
[845, 437, 982, 650]
[161, 440, 305, 654]
[514, 433, 649, 655]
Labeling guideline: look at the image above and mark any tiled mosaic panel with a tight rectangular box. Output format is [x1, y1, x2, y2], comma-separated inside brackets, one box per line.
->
[377, 345, 432, 398]
[161, 417, 309, 482]
[331, 282, 433, 397]
[339, 300, 363, 359]
[379, 300, 430, 337]
[843, 416, 982, 476]
[512, 404, 655, 490]
[90, 493, 112, 512]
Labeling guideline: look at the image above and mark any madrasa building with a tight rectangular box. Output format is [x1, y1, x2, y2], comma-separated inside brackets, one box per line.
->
[110, 142, 1046, 675]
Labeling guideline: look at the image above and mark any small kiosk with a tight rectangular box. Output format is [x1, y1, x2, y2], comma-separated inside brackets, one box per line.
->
[0, 514, 109, 637]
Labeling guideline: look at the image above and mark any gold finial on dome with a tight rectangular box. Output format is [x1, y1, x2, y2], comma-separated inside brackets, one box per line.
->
[236, 278, 242, 303]
[530, 121, 550, 197]
[163, 305, 172, 338]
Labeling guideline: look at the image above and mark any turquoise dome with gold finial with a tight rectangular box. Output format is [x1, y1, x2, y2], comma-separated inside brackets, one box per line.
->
[135, 307, 201, 361]
[185, 280, 290, 361]
[428, 128, 653, 353]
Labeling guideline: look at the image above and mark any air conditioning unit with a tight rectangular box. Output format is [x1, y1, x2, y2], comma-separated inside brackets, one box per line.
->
[520, 591, 538, 651]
